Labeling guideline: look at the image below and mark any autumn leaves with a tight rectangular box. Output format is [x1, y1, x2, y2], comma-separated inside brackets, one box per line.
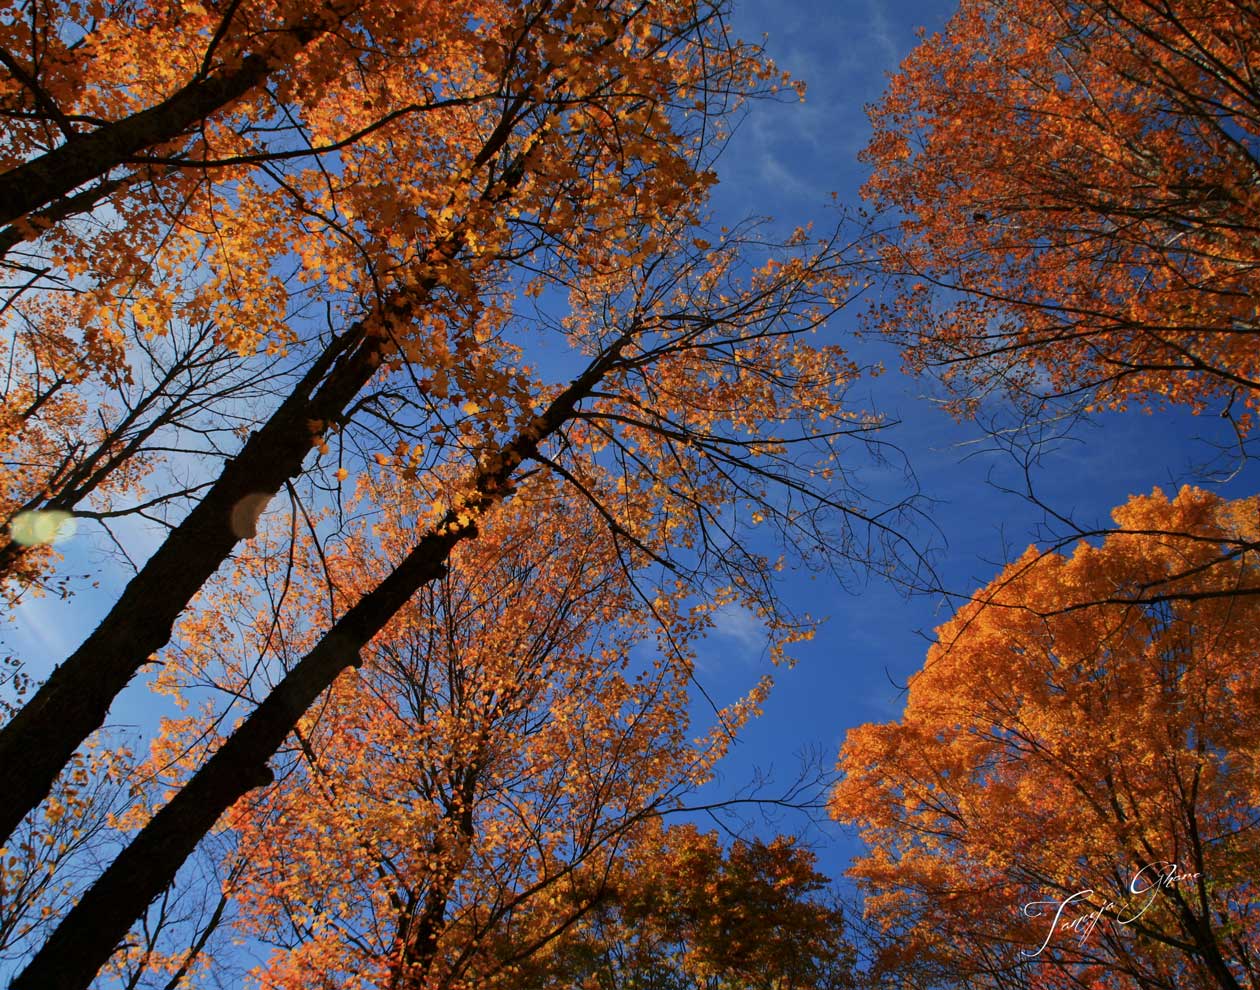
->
[2, 1, 875, 987]
[2, 0, 1258, 986]
[829, 1, 1260, 987]
[832, 489, 1260, 988]
[860, 0, 1260, 424]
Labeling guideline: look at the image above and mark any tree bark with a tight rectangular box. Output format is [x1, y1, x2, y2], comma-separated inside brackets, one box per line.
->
[9, 527, 460, 990]
[9, 334, 629, 990]
[0, 7, 343, 229]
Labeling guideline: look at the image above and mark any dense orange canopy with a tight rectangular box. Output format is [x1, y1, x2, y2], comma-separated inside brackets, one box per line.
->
[863, 0, 1260, 425]
[832, 487, 1260, 990]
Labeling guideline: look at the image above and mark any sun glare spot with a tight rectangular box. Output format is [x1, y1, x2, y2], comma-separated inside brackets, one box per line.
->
[10, 510, 77, 547]
[230, 493, 273, 539]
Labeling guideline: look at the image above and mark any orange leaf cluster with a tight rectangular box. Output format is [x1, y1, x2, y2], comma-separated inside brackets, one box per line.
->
[832, 487, 1260, 989]
[863, 0, 1260, 425]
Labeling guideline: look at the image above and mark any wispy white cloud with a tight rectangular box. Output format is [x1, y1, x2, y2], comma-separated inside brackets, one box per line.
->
[864, 0, 903, 70]
[710, 602, 768, 662]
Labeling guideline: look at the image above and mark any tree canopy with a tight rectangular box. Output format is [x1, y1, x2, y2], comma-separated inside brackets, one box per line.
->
[835, 0, 1260, 983]
[0, 1, 902, 987]
[6, 0, 1260, 987]
[862, 0, 1260, 425]
[832, 487, 1260, 990]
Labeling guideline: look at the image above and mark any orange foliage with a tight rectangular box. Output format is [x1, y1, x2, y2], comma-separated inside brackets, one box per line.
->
[862, 0, 1260, 424]
[0, 0, 853, 851]
[512, 819, 856, 989]
[832, 487, 1260, 990]
[1, 0, 785, 594]
[0, 738, 134, 960]
[0, 6, 901, 988]
[139, 473, 792, 989]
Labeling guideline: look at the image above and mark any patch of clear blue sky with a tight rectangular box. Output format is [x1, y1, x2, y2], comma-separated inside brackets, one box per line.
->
[681, 0, 1260, 892]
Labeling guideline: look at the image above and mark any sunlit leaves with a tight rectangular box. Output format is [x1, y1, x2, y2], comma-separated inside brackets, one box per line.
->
[147, 475, 784, 988]
[832, 487, 1260, 989]
[863, 0, 1260, 425]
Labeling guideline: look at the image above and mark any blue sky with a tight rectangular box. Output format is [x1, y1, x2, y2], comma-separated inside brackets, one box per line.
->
[680, 0, 1260, 888]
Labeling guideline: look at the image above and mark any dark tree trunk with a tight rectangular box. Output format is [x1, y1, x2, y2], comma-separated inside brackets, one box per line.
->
[0, 7, 341, 229]
[9, 521, 464, 990]
[0, 324, 376, 844]
[9, 335, 628, 990]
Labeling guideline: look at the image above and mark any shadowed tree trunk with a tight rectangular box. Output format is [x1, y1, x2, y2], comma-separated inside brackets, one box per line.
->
[9, 334, 629, 990]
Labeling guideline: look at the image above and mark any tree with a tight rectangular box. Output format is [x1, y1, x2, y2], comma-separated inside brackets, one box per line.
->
[0, 0, 833, 846]
[14, 203, 893, 990]
[0, 0, 535, 271]
[0, 3, 922, 978]
[0, 6, 925, 984]
[861, 0, 1260, 427]
[831, 487, 1260, 990]
[137, 472, 820, 990]
[510, 820, 857, 990]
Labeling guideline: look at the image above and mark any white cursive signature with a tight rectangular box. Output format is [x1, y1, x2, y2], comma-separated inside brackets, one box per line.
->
[1021, 862, 1201, 957]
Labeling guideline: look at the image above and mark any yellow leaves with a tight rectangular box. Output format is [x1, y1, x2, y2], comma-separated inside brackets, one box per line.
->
[129, 293, 172, 336]
[43, 798, 65, 826]
[172, 463, 790, 981]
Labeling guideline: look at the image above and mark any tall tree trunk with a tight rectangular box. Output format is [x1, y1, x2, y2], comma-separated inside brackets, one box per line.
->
[390, 779, 478, 990]
[9, 335, 628, 990]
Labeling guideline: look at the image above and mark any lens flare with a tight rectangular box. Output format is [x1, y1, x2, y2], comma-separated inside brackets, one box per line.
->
[10, 510, 77, 547]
